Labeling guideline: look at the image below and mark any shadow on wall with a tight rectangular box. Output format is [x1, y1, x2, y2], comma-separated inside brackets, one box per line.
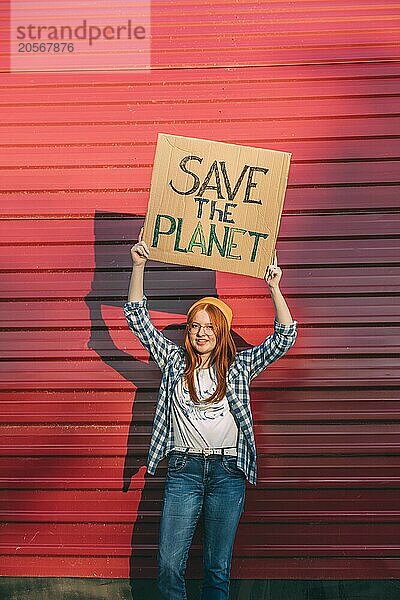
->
[84, 211, 251, 600]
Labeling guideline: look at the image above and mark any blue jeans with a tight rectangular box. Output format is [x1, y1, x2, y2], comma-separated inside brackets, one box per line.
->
[158, 451, 246, 600]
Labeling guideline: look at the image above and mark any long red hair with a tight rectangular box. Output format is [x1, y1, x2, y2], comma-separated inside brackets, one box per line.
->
[183, 302, 236, 404]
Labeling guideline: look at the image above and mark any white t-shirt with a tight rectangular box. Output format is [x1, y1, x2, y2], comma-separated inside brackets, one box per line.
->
[171, 364, 238, 449]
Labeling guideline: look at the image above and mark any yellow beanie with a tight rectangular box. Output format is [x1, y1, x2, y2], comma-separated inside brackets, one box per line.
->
[187, 297, 233, 328]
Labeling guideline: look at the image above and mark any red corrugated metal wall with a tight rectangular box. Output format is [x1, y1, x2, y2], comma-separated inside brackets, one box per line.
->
[1, 0, 399, 580]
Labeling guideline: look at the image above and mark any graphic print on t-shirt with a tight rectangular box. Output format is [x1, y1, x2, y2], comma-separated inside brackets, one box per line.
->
[172, 365, 238, 448]
[180, 367, 225, 419]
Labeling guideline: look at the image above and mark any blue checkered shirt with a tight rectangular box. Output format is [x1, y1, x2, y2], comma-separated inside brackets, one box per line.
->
[123, 295, 297, 485]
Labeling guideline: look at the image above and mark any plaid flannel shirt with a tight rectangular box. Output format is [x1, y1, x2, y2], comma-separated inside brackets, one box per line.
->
[123, 295, 297, 485]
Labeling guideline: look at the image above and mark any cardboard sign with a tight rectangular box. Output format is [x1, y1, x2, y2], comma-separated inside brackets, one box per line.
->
[142, 133, 291, 278]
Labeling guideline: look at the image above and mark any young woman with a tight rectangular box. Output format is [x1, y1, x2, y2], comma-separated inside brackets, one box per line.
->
[124, 228, 297, 600]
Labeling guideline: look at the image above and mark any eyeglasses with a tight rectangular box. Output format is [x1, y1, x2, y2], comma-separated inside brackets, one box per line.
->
[187, 323, 215, 335]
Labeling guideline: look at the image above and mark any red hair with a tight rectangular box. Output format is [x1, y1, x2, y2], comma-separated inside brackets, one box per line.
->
[183, 302, 236, 404]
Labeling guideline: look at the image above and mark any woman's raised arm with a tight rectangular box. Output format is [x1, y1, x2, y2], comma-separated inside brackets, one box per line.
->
[124, 227, 181, 370]
[128, 227, 149, 302]
[265, 250, 295, 325]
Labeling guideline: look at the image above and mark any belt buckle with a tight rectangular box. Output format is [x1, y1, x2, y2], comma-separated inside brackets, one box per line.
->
[203, 448, 213, 456]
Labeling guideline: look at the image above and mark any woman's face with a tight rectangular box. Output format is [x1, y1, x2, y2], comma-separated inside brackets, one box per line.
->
[188, 308, 217, 360]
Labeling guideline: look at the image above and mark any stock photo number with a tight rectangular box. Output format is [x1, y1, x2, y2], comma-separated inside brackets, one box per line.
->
[17, 42, 75, 52]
